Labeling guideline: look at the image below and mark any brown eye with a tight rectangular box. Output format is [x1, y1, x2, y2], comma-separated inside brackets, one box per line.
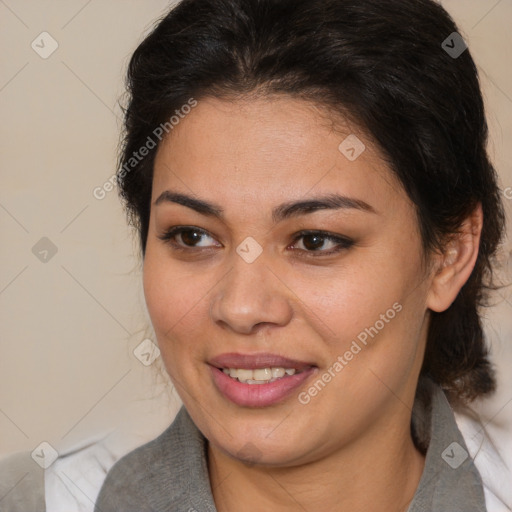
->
[179, 229, 206, 247]
[290, 231, 354, 256]
[157, 226, 219, 249]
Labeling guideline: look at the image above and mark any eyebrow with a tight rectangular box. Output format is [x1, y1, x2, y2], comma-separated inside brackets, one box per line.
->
[154, 190, 377, 223]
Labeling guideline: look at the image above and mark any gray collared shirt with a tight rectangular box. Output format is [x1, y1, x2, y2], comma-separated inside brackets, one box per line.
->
[93, 376, 487, 512]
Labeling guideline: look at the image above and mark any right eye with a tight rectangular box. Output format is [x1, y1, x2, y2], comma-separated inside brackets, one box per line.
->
[157, 226, 221, 251]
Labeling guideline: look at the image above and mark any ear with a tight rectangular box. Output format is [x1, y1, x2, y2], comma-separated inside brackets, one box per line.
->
[426, 202, 483, 313]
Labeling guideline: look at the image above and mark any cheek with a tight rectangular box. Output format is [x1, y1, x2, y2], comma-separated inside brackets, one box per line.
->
[294, 259, 404, 341]
[298, 244, 427, 373]
[142, 250, 212, 359]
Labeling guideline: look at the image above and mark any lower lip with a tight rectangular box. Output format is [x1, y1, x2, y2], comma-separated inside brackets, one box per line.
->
[210, 366, 317, 407]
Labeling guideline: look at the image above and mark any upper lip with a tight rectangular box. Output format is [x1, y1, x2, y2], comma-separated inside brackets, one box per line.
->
[209, 352, 316, 370]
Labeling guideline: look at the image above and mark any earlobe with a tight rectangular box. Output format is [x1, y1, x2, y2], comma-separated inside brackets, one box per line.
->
[426, 203, 483, 313]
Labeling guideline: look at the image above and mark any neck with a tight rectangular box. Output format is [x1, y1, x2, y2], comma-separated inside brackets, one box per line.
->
[208, 406, 425, 512]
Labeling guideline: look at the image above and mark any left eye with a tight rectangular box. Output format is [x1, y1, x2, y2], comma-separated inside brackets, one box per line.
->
[290, 231, 353, 255]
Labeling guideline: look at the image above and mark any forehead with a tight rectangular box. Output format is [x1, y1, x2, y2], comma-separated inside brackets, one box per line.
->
[152, 95, 404, 216]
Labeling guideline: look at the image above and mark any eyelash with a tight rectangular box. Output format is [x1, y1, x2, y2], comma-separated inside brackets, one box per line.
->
[157, 226, 354, 257]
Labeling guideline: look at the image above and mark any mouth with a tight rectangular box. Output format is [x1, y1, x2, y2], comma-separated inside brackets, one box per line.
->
[208, 353, 317, 407]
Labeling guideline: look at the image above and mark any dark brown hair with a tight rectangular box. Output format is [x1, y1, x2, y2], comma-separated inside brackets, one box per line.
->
[116, 0, 506, 405]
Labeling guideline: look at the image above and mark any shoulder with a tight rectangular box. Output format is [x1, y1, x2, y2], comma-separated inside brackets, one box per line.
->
[94, 407, 195, 512]
[97, 425, 173, 488]
[0, 451, 46, 512]
[454, 408, 512, 512]
[409, 377, 497, 511]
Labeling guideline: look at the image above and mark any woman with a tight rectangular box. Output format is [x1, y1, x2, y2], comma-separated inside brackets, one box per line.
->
[94, 0, 506, 510]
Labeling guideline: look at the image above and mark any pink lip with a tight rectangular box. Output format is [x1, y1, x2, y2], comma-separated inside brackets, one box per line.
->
[208, 352, 317, 408]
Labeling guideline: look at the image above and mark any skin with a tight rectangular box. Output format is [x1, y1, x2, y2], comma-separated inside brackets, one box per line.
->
[143, 95, 483, 511]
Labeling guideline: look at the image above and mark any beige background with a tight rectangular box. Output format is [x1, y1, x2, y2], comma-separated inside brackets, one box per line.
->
[1, 0, 511, 459]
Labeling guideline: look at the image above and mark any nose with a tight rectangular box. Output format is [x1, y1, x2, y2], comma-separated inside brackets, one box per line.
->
[209, 254, 293, 335]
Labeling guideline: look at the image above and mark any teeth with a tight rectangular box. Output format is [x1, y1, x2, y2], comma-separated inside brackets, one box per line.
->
[222, 367, 297, 383]
[271, 367, 285, 378]
[234, 369, 253, 381]
[253, 368, 272, 380]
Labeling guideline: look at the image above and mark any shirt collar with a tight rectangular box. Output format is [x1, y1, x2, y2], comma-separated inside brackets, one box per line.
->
[168, 376, 486, 511]
[406, 376, 487, 511]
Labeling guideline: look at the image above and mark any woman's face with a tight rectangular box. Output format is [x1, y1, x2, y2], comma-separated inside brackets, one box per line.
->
[143, 95, 434, 466]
